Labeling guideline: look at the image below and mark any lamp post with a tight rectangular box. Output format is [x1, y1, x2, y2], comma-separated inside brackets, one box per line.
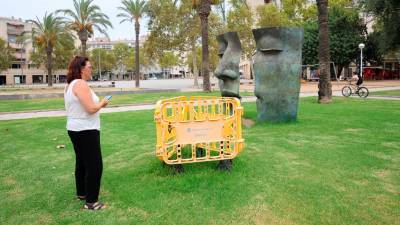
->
[358, 43, 365, 78]
[98, 49, 101, 80]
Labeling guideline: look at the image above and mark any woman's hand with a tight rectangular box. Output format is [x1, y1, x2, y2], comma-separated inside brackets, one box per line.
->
[100, 99, 109, 108]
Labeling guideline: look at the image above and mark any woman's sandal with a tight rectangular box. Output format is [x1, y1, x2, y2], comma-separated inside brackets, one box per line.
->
[83, 202, 107, 210]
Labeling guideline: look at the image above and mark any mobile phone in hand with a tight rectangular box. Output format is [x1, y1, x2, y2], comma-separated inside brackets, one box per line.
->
[105, 95, 112, 101]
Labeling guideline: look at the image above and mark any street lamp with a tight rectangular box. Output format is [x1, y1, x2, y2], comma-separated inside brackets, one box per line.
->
[98, 49, 101, 80]
[358, 43, 365, 78]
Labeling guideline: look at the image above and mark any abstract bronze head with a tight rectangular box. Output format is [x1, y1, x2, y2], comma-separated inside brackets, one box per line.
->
[252, 27, 304, 122]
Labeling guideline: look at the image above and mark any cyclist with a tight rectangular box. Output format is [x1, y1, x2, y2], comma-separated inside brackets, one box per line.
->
[351, 71, 363, 87]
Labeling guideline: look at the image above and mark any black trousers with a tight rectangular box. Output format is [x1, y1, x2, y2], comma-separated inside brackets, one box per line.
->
[68, 130, 103, 203]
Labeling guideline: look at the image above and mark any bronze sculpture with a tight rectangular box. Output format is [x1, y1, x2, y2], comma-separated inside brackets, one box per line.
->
[214, 32, 242, 99]
[252, 27, 304, 122]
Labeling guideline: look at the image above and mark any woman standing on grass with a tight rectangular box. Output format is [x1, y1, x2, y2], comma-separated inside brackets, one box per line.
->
[64, 56, 109, 210]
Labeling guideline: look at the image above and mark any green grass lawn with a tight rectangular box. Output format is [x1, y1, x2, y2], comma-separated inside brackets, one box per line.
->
[0, 91, 254, 113]
[371, 90, 400, 97]
[0, 98, 399, 224]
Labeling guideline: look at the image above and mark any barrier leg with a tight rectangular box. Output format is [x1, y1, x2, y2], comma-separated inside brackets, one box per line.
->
[173, 164, 184, 174]
[217, 159, 233, 171]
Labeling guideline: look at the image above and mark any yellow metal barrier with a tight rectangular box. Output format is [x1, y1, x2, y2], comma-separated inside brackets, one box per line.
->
[154, 96, 244, 165]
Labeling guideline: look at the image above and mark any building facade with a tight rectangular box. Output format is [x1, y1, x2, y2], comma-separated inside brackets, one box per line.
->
[0, 16, 77, 85]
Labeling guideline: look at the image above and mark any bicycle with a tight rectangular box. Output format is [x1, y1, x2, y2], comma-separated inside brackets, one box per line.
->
[341, 81, 369, 98]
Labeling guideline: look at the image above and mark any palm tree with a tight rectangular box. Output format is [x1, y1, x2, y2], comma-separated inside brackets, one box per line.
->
[117, 1, 147, 87]
[193, 0, 219, 92]
[28, 13, 73, 87]
[316, 0, 332, 103]
[117, 0, 148, 88]
[56, 0, 112, 56]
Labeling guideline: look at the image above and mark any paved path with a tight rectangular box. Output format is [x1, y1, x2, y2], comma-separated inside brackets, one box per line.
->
[1, 86, 399, 121]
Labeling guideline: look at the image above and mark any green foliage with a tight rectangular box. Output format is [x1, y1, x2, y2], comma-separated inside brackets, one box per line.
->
[303, 6, 366, 70]
[227, 1, 255, 59]
[208, 13, 225, 71]
[159, 51, 180, 68]
[362, 0, 400, 53]
[117, 0, 149, 24]
[89, 48, 116, 75]
[0, 38, 12, 71]
[302, 22, 319, 66]
[56, 0, 113, 37]
[186, 46, 201, 71]
[363, 32, 383, 65]
[145, 0, 182, 59]
[28, 12, 74, 86]
[113, 43, 130, 69]
[124, 47, 150, 71]
[328, 6, 365, 68]
[30, 34, 75, 71]
[256, 4, 295, 27]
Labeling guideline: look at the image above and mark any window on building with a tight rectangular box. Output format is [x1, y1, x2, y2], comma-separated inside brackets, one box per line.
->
[8, 34, 17, 43]
[32, 75, 43, 84]
[59, 75, 67, 83]
[14, 75, 26, 84]
[0, 75, 6, 85]
[28, 64, 38, 69]
[11, 64, 21, 69]
[15, 48, 25, 53]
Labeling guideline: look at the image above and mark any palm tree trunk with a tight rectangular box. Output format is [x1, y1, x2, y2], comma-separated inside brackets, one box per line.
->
[79, 30, 89, 56]
[198, 0, 211, 92]
[46, 47, 53, 87]
[192, 38, 199, 87]
[135, 20, 140, 88]
[317, 0, 332, 103]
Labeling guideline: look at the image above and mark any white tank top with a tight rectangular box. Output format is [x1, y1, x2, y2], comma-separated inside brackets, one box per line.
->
[64, 79, 100, 131]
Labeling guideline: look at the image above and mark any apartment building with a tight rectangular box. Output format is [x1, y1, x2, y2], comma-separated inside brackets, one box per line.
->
[0, 16, 76, 85]
[87, 36, 147, 51]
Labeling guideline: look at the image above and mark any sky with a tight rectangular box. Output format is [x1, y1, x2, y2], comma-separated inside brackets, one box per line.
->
[0, 0, 149, 40]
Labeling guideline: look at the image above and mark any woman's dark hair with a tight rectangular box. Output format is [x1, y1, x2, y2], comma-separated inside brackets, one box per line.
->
[67, 56, 89, 84]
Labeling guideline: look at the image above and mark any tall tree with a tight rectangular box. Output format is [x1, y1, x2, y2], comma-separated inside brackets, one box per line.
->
[0, 38, 13, 72]
[30, 32, 75, 72]
[113, 43, 130, 79]
[227, 0, 254, 59]
[179, 0, 201, 87]
[56, 0, 112, 56]
[362, 0, 400, 54]
[125, 46, 150, 76]
[146, 0, 201, 87]
[303, 6, 366, 77]
[28, 13, 74, 87]
[89, 48, 116, 80]
[118, 0, 149, 88]
[193, 0, 220, 92]
[256, 3, 294, 27]
[316, 0, 332, 103]
[145, 0, 182, 60]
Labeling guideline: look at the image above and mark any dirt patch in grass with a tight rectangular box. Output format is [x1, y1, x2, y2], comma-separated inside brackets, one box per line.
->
[3, 175, 17, 185]
[235, 204, 292, 225]
[373, 170, 390, 179]
[243, 118, 255, 128]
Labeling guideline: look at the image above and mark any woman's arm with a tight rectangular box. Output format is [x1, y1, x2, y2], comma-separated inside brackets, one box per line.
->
[73, 80, 108, 114]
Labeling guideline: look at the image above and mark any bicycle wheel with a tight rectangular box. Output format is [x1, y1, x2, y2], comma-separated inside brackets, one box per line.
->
[342, 86, 352, 97]
[357, 87, 369, 98]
